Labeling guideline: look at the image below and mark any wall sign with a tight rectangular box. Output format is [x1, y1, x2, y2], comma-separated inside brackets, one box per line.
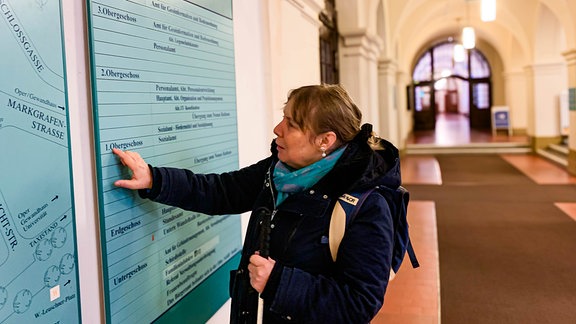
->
[0, 0, 81, 323]
[569, 87, 576, 111]
[86, 1, 241, 323]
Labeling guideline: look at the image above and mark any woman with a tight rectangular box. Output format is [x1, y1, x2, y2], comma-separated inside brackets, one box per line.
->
[113, 84, 399, 323]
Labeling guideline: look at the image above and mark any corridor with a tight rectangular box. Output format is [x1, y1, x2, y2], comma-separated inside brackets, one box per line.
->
[373, 114, 576, 323]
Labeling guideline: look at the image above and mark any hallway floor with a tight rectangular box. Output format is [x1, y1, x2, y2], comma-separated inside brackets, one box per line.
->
[372, 113, 576, 323]
[406, 112, 530, 146]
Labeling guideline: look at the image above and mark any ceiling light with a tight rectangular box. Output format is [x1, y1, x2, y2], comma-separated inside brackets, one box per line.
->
[462, 27, 476, 49]
[481, 0, 496, 22]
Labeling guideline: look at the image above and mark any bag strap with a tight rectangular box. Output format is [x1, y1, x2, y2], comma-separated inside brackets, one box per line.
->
[328, 188, 377, 262]
[328, 201, 346, 262]
[391, 186, 419, 270]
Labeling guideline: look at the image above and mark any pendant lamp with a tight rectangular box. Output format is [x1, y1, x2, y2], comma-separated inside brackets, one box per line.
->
[462, 26, 475, 49]
[481, 0, 496, 22]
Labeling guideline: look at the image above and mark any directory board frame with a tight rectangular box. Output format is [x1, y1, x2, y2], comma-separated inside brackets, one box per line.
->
[85, 0, 242, 323]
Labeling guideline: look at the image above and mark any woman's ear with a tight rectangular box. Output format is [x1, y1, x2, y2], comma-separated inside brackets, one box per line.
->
[317, 131, 338, 151]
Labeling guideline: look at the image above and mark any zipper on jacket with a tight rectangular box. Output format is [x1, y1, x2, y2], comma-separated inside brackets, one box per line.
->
[266, 168, 278, 221]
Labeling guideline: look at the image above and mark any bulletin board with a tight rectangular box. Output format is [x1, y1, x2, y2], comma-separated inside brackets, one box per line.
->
[0, 0, 82, 323]
[85, 0, 242, 323]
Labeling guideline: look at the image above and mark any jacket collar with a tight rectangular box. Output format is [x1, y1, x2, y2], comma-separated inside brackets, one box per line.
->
[270, 124, 401, 199]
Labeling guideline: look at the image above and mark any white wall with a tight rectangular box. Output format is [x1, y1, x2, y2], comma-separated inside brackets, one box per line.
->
[233, 1, 274, 169]
[62, 1, 103, 323]
[266, 0, 323, 127]
[207, 0, 324, 321]
[531, 63, 568, 137]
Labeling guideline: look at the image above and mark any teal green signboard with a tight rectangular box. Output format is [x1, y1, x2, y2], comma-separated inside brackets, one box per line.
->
[0, 0, 82, 323]
[569, 88, 576, 111]
[86, 1, 241, 323]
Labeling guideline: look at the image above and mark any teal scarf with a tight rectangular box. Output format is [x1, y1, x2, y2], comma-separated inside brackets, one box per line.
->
[273, 145, 346, 206]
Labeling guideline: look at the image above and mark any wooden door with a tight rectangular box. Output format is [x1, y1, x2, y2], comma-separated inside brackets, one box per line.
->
[469, 80, 492, 129]
[412, 83, 436, 130]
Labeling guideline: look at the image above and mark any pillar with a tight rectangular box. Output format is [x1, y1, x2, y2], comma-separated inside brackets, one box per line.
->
[377, 58, 399, 145]
[524, 62, 567, 150]
[502, 70, 528, 136]
[338, 31, 382, 132]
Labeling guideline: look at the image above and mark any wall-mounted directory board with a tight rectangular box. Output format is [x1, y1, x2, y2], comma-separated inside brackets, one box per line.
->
[86, 0, 242, 323]
[0, 0, 82, 323]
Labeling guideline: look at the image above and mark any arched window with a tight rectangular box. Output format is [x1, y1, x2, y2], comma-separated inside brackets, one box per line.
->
[470, 50, 491, 78]
[413, 52, 432, 82]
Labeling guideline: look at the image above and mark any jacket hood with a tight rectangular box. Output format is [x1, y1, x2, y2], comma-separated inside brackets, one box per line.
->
[271, 123, 402, 198]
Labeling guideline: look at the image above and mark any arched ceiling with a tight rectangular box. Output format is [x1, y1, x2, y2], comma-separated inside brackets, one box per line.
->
[337, 0, 575, 75]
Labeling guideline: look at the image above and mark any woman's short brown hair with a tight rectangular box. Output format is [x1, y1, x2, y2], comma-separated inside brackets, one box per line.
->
[285, 84, 362, 145]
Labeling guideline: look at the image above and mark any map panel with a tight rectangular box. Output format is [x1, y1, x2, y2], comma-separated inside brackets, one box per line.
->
[0, 0, 81, 323]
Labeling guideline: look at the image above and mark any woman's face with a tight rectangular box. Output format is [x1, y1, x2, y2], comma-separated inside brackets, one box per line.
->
[273, 101, 321, 169]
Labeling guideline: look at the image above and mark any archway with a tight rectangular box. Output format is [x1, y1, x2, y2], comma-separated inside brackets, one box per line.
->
[409, 41, 492, 133]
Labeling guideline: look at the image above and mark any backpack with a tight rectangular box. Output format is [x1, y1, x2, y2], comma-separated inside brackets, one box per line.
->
[328, 185, 419, 278]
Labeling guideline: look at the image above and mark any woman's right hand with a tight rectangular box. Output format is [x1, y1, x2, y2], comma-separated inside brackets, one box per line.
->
[112, 148, 153, 190]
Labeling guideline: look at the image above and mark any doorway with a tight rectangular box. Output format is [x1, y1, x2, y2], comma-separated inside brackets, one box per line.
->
[409, 41, 492, 133]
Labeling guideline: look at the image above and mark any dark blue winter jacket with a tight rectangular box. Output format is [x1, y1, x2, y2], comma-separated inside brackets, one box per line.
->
[141, 124, 400, 323]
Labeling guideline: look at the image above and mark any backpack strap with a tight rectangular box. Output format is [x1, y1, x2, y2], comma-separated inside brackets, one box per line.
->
[329, 186, 420, 273]
[407, 239, 419, 268]
[328, 201, 346, 262]
[328, 188, 377, 262]
[401, 188, 419, 270]
[384, 186, 419, 272]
